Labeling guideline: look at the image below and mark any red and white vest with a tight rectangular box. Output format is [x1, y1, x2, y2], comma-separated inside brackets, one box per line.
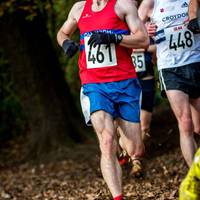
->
[77, 0, 136, 84]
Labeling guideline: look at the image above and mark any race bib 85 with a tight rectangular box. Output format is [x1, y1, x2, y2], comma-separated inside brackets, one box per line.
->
[131, 52, 146, 72]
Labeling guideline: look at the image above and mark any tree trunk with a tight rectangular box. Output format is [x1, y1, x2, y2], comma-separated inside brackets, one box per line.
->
[0, 11, 86, 159]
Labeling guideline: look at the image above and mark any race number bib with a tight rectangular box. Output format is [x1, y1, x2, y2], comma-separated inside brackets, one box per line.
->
[84, 36, 117, 69]
[164, 24, 195, 54]
[131, 52, 146, 72]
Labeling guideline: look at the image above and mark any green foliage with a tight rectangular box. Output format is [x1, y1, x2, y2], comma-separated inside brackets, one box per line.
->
[0, 0, 61, 20]
[0, 50, 26, 141]
[0, 0, 78, 21]
[0, 0, 37, 19]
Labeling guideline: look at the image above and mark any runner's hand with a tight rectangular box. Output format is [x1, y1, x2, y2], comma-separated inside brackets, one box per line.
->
[88, 32, 123, 48]
[62, 39, 79, 58]
[146, 22, 157, 37]
[187, 18, 200, 34]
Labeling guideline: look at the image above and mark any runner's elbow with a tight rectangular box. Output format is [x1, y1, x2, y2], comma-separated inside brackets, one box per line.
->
[57, 29, 70, 47]
[56, 30, 62, 46]
[140, 36, 149, 49]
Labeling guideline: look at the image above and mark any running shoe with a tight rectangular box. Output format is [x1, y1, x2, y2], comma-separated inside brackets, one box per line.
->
[179, 148, 200, 200]
[117, 149, 129, 166]
[130, 158, 143, 177]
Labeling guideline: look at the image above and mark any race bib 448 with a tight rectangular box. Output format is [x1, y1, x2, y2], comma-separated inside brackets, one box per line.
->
[164, 24, 195, 54]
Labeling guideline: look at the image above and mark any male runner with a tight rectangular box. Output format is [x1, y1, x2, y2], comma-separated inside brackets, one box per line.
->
[117, 43, 156, 177]
[117, 2, 157, 176]
[57, 0, 149, 199]
[139, 0, 200, 167]
[179, 1, 200, 198]
[136, 5, 157, 143]
[132, 43, 156, 141]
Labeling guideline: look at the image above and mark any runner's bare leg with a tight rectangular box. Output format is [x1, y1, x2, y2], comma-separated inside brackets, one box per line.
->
[117, 119, 144, 161]
[190, 98, 200, 134]
[91, 111, 122, 197]
[140, 110, 152, 140]
[166, 90, 197, 166]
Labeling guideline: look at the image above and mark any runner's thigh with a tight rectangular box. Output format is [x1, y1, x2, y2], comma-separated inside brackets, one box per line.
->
[116, 118, 141, 141]
[91, 110, 116, 141]
[166, 90, 191, 118]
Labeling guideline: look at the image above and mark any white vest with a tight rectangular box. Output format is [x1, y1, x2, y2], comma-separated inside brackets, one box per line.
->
[151, 0, 200, 70]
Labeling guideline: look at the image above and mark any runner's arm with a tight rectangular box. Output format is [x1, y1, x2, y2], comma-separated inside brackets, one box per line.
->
[138, 0, 154, 22]
[117, 0, 149, 49]
[137, 0, 157, 63]
[57, 3, 83, 57]
[189, 0, 200, 20]
[187, 0, 200, 33]
[57, 3, 79, 46]
[138, 0, 157, 37]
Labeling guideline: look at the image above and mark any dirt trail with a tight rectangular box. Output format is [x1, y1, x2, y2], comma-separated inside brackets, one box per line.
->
[0, 106, 191, 200]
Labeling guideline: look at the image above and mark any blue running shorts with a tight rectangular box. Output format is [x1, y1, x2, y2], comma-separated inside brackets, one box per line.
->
[80, 78, 142, 125]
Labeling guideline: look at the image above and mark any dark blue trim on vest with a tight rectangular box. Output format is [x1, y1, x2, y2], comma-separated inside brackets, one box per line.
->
[79, 29, 129, 51]
[80, 29, 129, 40]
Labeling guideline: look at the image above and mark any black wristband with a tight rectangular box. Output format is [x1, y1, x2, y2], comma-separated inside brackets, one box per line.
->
[187, 18, 200, 34]
[62, 39, 71, 53]
[62, 39, 79, 58]
[115, 34, 123, 44]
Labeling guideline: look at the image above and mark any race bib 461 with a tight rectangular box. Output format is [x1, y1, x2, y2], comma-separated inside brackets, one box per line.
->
[84, 36, 117, 69]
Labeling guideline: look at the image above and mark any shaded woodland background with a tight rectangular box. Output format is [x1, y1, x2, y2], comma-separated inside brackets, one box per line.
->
[0, 0, 89, 159]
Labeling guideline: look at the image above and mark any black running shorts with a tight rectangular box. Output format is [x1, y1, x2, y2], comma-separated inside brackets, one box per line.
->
[139, 78, 155, 112]
[159, 62, 200, 99]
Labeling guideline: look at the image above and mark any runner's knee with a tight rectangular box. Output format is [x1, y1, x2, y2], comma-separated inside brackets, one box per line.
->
[100, 130, 116, 157]
[135, 143, 145, 158]
[178, 116, 194, 134]
[127, 142, 145, 159]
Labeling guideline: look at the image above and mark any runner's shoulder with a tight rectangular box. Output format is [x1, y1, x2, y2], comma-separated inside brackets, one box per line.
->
[71, 1, 86, 14]
[73, 1, 86, 10]
[115, 0, 137, 18]
[138, 0, 154, 18]
[116, 0, 137, 11]
[70, 1, 86, 21]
